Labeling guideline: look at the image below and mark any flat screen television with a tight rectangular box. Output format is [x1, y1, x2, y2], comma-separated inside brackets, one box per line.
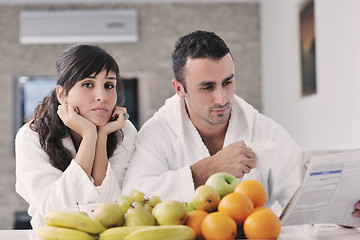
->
[13, 75, 140, 143]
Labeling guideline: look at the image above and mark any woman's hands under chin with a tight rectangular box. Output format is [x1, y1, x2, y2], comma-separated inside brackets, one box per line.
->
[98, 106, 127, 136]
[57, 104, 96, 137]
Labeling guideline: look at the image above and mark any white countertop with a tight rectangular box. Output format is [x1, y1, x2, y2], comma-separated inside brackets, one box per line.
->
[1, 224, 360, 240]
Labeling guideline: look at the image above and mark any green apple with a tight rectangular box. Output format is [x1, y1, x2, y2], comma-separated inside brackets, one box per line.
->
[152, 200, 188, 225]
[205, 172, 239, 198]
[184, 202, 196, 213]
[93, 202, 124, 228]
[192, 185, 220, 212]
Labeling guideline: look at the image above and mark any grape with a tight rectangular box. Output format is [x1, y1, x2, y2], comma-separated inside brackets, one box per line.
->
[117, 198, 132, 213]
[148, 195, 161, 207]
[117, 194, 133, 203]
[131, 201, 143, 208]
[130, 189, 145, 203]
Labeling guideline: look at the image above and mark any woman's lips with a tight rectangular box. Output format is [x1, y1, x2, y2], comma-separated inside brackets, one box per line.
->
[93, 107, 108, 112]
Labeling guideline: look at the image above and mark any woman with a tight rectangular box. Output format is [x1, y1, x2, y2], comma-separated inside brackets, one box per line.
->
[15, 44, 137, 229]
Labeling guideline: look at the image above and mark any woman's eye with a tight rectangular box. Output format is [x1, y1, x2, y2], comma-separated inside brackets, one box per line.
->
[82, 82, 93, 88]
[105, 82, 115, 89]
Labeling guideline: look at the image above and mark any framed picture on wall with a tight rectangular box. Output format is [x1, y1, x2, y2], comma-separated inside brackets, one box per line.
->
[300, 0, 316, 96]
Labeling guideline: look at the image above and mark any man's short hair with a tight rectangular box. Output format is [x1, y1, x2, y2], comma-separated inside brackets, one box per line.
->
[171, 30, 230, 91]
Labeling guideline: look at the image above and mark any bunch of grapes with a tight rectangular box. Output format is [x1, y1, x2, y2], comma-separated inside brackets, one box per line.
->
[116, 189, 162, 215]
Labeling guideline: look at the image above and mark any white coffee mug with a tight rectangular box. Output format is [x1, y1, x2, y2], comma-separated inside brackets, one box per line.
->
[247, 141, 276, 173]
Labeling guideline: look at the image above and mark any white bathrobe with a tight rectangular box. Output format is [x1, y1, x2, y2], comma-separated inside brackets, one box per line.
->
[122, 94, 301, 211]
[15, 120, 136, 229]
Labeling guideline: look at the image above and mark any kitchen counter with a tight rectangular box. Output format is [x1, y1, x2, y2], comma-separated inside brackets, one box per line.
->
[1, 224, 360, 240]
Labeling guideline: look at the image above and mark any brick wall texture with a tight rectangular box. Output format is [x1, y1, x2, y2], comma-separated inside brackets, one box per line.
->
[0, 2, 260, 229]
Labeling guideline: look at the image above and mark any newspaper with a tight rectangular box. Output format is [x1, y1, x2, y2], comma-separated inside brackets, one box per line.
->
[280, 148, 360, 227]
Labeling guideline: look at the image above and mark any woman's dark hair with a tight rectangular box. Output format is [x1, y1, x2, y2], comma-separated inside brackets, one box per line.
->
[30, 44, 124, 171]
[171, 30, 230, 92]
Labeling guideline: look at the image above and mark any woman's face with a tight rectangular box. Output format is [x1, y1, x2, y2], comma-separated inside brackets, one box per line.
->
[60, 69, 118, 126]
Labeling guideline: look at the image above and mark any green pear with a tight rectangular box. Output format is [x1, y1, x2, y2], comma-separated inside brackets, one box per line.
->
[152, 200, 188, 225]
[125, 205, 156, 226]
[93, 202, 124, 228]
[192, 185, 220, 212]
[205, 172, 239, 198]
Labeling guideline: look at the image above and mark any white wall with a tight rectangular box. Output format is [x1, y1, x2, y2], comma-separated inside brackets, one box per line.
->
[261, 0, 360, 150]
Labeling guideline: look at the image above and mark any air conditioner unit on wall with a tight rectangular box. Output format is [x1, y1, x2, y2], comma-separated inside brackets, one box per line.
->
[19, 9, 138, 44]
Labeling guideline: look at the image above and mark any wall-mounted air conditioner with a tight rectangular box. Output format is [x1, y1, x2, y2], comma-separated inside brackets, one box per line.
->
[19, 9, 138, 44]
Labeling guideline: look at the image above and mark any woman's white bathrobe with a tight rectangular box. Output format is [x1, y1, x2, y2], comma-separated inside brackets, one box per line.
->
[122, 94, 301, 211]
[15, 120, 136, 229]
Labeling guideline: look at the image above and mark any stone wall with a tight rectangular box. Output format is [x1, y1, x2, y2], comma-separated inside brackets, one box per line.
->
[0, 2, 260, 229]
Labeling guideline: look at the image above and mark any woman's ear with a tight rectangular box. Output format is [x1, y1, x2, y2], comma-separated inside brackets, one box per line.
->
[56, 85, 66, 104]
[171, 79, 186, 98]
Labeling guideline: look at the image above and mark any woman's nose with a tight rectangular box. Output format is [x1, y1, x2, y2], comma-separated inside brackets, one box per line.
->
[95, 87, 107, 101]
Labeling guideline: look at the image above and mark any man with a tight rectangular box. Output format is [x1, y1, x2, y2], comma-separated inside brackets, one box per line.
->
[122, 30, 301, 211]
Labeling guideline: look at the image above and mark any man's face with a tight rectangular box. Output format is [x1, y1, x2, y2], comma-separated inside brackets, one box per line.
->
[181, 53, 235, 127]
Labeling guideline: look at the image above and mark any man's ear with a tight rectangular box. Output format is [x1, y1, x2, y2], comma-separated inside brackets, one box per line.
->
[56, 85, 66, 104]
[171, 79, 186, 98]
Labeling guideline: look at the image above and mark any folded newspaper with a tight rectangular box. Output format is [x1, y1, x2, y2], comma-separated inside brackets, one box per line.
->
[280, 147, 360, 227]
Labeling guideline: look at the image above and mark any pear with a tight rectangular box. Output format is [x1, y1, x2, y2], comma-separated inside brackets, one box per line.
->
[93, 202, 124, 228]
[192, 185, 220, 212]
[125, 205, 156, 226]
[152, 200, 188, 225]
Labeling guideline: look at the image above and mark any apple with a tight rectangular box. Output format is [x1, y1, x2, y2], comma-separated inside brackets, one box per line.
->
[192, 185, 220, 212]
[184, 202, 196, 212]
[152, 200, 188, 225]
[205, 172, 239, 198]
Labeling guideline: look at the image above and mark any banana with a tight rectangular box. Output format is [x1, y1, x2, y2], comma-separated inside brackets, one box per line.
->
[37, 225, 97, 240]
[44, 211, 106, 234]
[123, 225, 196, 240]
[99, 226, 153, 240]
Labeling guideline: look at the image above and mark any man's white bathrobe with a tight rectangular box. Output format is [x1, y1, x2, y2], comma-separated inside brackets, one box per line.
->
[122, 94, 301, 211]
[15, 120, 136, 229]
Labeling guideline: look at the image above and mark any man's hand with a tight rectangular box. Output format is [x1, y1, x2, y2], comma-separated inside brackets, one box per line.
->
[352, 201, 360, 217]
[212, 140, 256, 178]
[57, 104, 96, 137]
[98, 106, 127, 136]
[191, 140, 256, 188]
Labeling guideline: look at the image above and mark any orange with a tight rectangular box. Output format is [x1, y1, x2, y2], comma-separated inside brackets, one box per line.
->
[201, 212, 237, 240]
[234, 180, 267, 208]
[217, 192, 254, 225]
[185, 209, 209, 240]
[253, 206, 273, 213]
[243, 208, 281, 239]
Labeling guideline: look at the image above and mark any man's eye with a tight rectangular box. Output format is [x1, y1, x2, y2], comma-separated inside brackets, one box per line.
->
[202, 86, 213, 91]
[223, 80, 232, 86]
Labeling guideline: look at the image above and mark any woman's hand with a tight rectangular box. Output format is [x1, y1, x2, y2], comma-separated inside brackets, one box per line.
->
[98, 106, 127, 136]
[57, 104, 96, 137]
